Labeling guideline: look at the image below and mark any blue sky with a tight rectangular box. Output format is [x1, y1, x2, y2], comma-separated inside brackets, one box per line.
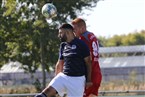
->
[80, 0, 145, 37]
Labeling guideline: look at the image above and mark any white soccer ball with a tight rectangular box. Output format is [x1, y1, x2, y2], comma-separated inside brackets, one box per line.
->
[41, 3, 57, 19]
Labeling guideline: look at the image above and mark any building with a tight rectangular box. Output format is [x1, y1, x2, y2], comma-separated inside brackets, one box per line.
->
[0, 62, 54, 86]
[99, 45, 145, 82]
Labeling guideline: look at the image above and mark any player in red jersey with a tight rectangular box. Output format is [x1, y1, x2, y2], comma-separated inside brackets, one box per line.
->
[72, 18, 102, 97]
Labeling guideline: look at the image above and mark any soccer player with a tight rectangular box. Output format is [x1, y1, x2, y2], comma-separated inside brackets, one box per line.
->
[72, 18, 102, 97]
[35, 24, 92, 97]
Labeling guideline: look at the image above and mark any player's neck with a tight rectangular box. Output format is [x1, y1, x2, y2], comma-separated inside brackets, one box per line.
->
[67, 36, 75, 43]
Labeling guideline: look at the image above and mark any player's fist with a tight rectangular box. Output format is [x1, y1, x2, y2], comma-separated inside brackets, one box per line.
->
[85, 82, 93, 89]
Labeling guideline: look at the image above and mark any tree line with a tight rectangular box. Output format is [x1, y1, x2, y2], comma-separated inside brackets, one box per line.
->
[98, 30, 145, 47]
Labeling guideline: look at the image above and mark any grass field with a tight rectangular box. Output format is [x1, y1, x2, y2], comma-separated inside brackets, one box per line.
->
[0, 80, 145, 97]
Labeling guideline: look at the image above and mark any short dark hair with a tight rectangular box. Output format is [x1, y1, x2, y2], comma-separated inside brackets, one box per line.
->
[59, 23, 74, 31]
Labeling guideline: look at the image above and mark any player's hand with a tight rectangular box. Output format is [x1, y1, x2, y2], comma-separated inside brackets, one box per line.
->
[85, 81, 93, 89]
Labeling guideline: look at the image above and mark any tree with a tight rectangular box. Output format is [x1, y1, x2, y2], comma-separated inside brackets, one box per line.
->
[122, 31, 145, 45]
[98, 30, 145, 47]
[0, 0, 100, 88]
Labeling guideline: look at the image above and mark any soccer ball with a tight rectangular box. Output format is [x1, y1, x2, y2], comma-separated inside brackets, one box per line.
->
[41, 3, 57, 19]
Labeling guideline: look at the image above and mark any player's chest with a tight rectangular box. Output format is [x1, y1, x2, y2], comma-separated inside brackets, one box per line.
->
[62, 44, 80, 57]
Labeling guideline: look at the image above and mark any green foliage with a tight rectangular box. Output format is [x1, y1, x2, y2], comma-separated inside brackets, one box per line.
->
[3, 0, 17, 16]
[122, 31, 145, 45]
[0, 0, 100, 87]
[98, 30, 145, 47]
[33, 78, 42, 92]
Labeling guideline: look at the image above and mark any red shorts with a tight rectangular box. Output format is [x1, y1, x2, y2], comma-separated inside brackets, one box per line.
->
[84, 61, 102, 97]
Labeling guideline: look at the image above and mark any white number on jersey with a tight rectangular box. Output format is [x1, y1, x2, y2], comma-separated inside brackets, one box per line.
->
[92, 41, 99, 56]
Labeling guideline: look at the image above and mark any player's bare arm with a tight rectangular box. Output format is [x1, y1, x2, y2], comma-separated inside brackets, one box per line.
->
[84, 56, 92, 87]
[55, 60, 64, 75]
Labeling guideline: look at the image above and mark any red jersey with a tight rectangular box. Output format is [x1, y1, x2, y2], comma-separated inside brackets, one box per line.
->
[80, 31, 102, 84]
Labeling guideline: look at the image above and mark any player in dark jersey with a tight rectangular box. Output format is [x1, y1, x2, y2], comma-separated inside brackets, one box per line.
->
[72, 18, 102, 97]
[35, 24, 92, 97]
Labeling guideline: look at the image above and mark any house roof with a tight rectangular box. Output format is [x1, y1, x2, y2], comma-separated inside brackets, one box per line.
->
[99, 45, 145, 54]
[99, 56, 145, 68]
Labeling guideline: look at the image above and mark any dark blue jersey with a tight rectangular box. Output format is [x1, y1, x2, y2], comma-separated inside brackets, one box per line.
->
[59, 38, 90, 76]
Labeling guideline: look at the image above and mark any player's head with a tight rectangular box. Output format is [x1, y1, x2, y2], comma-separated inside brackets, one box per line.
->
[71, 18, 87, 37]
[58, 23, 74, 42]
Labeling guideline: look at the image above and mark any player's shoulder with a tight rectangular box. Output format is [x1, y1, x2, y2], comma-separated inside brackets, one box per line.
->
[82, 31, 98, 40]
[89, 32, 97, 40]
[74, 37, 85, 43]
[74, 38, 87, 45]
